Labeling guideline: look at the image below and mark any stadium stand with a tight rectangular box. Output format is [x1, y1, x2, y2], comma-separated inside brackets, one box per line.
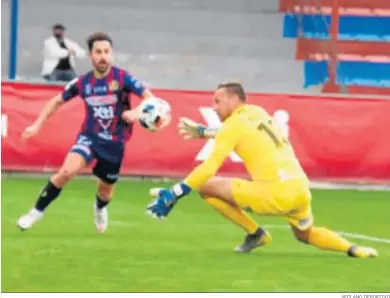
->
[280, 0, 390, 95]
[1, 0, 304, 93]
[2, 0, 390, 95]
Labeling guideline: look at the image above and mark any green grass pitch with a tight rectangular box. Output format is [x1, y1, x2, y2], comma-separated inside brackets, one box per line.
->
[2, 176, 390, 292]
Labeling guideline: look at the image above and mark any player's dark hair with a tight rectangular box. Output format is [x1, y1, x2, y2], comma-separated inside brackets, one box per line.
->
[86, 32, 113, 51]
[217, 82, 247, 102]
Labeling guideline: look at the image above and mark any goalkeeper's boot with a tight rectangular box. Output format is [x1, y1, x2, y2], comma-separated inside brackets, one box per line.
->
[94, 203, 108, 233]
[347, 246, 378, 258]
[235, 228, 272, 253]
[17, 208, 43, 231]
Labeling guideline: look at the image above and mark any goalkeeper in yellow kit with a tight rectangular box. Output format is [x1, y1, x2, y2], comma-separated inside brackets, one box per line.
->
[146, 82, 377, 258]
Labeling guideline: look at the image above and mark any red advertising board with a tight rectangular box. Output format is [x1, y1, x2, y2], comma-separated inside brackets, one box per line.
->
[2, 82, 390, 182]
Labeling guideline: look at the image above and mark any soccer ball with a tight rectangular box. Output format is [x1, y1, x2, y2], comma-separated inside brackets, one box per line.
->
[138, 97, 171, 132]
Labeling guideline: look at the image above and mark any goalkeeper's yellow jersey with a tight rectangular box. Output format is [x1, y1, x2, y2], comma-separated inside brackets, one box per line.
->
[184, 104, 307, 189]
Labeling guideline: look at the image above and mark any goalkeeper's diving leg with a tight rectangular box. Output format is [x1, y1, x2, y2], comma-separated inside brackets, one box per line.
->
[198, 177, 377, 257]
[198, 177, 272, 253]
[291, 225, 377, 258]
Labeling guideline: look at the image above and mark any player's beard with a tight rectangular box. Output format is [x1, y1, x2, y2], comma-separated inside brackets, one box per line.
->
[94, 61, 110, 74]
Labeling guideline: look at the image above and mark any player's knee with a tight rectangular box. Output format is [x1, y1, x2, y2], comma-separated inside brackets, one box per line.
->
[97, 189, 112, 201]
[198, 192, 207, 200]
[292, 226, 311, 244]
[198, 181, 212, 198]
[199, 177, 234, 200]
[54, 167, 77, 185]
[97, 183, 114, 201]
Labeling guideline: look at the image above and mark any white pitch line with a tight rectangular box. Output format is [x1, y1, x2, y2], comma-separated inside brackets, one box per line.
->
[108, 221, 390, 244]
[337, 232, 390, 244]
[263, 224, 390, 244]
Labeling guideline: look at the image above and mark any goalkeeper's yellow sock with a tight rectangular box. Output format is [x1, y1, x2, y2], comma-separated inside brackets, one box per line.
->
[204, 197, 259, 234]
[308, 227, 351, 252]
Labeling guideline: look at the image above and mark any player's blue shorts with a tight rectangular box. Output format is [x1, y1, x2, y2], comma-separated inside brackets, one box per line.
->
[70, 134, 124, 184]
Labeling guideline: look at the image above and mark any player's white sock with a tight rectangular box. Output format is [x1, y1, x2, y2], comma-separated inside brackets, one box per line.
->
[17, 208, 43, 230]
[94, 204, 108, 233]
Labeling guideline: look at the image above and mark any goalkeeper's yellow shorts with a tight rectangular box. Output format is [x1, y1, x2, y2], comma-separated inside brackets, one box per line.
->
[231, 177, 313, 231]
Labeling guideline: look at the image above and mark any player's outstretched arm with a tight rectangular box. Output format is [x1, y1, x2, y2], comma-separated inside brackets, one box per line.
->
[22, 94, 64, 141]
[122, 89, 155, 123]
[178, 117, 218, 140]
[146, 120, 239, 219]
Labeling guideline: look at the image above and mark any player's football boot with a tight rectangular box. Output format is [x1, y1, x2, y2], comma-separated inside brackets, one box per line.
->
[17, 208, 43, 231]
[94, 204, 108, 233]
[235, 228, 272, 253]
[347, 246, 378, 258]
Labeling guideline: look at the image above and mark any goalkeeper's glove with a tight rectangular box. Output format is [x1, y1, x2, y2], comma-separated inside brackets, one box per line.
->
[146, 183, 191, 219]
[178, 117, 217, 140]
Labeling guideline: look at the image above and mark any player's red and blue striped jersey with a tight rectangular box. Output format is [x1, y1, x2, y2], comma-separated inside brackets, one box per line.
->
[62, 66, 145, 143]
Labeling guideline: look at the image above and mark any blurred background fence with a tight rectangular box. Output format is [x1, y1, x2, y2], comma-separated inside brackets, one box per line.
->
[2, 0, 390, 95]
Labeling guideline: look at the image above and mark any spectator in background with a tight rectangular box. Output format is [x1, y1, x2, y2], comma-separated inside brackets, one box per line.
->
[42, 24, 86, 82]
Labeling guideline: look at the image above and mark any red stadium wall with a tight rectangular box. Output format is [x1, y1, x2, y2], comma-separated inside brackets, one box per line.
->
[2, 82, 390, 183]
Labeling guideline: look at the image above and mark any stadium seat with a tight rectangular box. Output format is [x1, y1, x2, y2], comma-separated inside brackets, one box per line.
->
[283, 15, 390, 42]
[304, 61, 390, 88]
[280, 0, 390, 94]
